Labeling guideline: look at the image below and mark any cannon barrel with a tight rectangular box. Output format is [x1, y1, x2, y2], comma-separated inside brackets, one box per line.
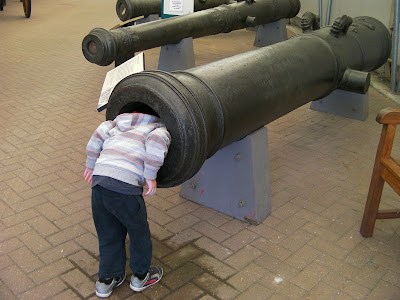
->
[105, 16, 391, 187]
[116, 0, 234, 22]
[82, 0, 300, 66]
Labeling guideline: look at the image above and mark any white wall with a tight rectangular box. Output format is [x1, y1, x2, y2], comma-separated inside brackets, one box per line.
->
[298, 0, 392, 27]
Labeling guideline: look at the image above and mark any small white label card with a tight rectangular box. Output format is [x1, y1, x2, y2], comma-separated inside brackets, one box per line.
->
[163, 0, 194, 16]
[170, 0, 183, 12]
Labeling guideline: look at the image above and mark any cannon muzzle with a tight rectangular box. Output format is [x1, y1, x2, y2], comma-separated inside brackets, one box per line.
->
[83, 0, 300, 66]
[116, 0, 233, 22]
[105, 16, 391, 187]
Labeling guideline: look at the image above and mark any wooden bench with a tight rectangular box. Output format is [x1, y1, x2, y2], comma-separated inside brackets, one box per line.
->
[360, 108, 400, 237]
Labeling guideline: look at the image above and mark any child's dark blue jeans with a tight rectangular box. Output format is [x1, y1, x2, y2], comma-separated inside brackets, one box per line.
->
[91, 185, 152, 279]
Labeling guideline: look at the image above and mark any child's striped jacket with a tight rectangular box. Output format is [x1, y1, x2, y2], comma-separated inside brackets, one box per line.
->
[86, 113, 171, 186]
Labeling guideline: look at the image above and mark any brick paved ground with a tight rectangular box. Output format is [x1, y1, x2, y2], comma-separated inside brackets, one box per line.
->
[1, 0, 400, 299]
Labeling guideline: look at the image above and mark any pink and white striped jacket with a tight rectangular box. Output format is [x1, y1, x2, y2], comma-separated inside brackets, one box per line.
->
[86, 113, 171, 186]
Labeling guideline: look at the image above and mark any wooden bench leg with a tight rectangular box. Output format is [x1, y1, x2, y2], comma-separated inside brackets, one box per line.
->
[360, 174, 385, 237]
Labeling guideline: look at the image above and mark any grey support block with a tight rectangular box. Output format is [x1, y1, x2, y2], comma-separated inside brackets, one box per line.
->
[158, 37, 195, 71]
[310, 89, 369, 121]
[180, 127, 271, 224]
[253, 19, 288, 47]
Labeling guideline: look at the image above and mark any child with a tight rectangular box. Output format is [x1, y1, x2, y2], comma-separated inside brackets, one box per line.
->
[84, 111, 171, 298]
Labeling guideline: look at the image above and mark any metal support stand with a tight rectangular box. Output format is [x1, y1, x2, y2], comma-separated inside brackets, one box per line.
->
[310, 89, 369, 121]
[136, 14, 159, 24]
[158, 37, 195, 71]
[253, 19, 288, 47]
[180, 127, 272, 224]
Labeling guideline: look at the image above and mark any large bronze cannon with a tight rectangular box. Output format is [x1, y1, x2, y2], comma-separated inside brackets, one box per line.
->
[82, 0, 300, 66]
[116, 0, 234, 22]
[104, 15, 391, 187]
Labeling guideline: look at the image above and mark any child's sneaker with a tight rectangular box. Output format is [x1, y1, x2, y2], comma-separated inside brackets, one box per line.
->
[130, 265, 163, 292]
[95, 274, 126, 298]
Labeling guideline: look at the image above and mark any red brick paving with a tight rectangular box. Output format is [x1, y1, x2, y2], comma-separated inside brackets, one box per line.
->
[1, 0, 400, 299]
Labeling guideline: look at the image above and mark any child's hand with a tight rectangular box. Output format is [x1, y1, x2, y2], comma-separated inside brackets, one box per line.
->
[145, 179, 157, 196]
[84, 168, 94, 183]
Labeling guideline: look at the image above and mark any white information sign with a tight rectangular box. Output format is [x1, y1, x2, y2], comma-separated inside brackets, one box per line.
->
[97, 52, 145, 112]
[163, 0, 194, 16]
[170, 0, 183, 12]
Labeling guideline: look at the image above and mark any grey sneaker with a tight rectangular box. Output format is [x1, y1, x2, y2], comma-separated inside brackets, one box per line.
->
[95, 274, 126, 298]
[130, 265, 163, 292]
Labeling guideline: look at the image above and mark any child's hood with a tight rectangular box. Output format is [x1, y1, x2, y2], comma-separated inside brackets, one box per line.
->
[114, 113, 161, 131]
